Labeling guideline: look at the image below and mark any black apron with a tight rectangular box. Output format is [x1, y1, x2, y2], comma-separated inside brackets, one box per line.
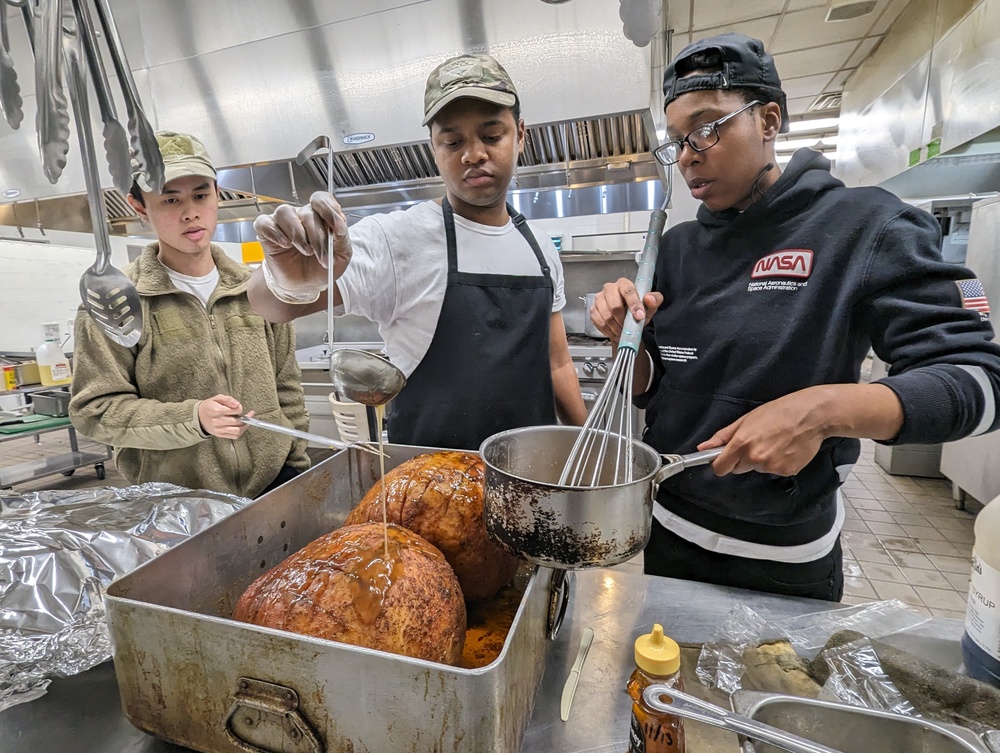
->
[388, 197, 556, 450]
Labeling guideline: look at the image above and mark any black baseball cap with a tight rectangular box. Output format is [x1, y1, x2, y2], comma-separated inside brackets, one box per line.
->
[662, 32, 790, 133]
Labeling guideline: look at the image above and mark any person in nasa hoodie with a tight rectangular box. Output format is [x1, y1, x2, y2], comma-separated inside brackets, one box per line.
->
[590, 32, 1000, 601]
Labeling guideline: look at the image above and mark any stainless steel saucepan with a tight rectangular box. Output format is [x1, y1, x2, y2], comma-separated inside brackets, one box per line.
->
[479, 425, 720, 569]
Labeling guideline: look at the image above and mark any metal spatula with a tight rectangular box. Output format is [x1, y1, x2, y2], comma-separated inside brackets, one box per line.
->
[63, 3, 142, 347]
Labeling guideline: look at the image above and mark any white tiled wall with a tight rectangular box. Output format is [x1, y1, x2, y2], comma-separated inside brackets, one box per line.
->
[0, 234, 122, 354]
[0, 228, 244, 354]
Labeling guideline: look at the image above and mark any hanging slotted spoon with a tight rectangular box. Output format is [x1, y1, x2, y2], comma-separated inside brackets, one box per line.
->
[63, 2, 142, 347]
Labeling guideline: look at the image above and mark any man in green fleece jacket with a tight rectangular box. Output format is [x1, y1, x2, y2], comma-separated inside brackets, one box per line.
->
[70, 131, 309, 498]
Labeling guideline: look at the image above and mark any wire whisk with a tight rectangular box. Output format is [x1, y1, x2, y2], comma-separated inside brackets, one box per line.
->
[559, 174, 672, 487]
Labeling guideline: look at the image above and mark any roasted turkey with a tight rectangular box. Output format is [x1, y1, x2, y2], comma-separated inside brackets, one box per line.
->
[345, 450, 519, 602]
[233, 522, 466, 665]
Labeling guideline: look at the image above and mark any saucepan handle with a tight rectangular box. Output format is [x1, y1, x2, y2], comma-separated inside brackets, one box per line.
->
[652, 447, 723, 486]
[671, 447, 723, 467]
[642, 685, 844, 753]
[982, 730, 1000, 753]
[547, 569, 572, 641]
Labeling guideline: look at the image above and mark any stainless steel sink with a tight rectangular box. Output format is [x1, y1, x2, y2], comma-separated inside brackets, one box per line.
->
[731, 691, 995, 753]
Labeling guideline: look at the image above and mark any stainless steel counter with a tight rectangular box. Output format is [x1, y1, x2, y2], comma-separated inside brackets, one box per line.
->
[0, 570, 964, 753]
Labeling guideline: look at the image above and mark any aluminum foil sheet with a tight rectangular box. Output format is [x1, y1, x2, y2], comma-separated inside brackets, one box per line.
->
[0, 483, 250, 712]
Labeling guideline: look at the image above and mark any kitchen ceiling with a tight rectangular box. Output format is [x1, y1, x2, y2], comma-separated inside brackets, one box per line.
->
[666, 0, 911, 162]
[0, 0, 912, 234]
[0, 0, 658, 232]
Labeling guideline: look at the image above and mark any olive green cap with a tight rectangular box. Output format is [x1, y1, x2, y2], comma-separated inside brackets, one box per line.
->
[135, 131, 217, 192]
[422, 53, 518, 126]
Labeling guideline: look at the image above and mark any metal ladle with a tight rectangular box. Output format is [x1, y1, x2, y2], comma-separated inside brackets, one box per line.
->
[329, 348, 406, 407]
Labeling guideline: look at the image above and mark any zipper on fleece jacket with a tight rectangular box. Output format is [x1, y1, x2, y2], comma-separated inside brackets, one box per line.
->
[208, 308, 243, 493]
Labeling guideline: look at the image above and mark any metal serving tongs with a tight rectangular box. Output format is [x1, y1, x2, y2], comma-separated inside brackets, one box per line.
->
[74, 0, 129, 193]
[238, 415, 385, 458]
[32, 0, 70, 183]
[0, 0, 24, 130]
[642, 686, 844, 753]
[60, 0, 142, 347]
[91, 0, 163, 192]
[17, 0, 130, 192]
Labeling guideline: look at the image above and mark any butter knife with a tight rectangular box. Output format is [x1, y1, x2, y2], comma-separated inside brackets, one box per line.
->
[560, 626, 595, 722]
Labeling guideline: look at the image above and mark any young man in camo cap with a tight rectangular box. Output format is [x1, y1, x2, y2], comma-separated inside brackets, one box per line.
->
[249, 53, 586, 451]
[71, 131, 309, 498]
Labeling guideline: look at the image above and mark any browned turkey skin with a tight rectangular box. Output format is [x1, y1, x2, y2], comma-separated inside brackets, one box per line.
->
[346, 451, 518, 602]
[234, 522, 467, 665]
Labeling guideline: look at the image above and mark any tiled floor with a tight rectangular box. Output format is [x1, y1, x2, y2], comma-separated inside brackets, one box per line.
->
[1, 430, 982, 620]
[839, 438, 978, 619]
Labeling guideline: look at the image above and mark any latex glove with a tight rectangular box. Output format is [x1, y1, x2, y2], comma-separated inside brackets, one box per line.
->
[697, 387, 832, 477]
[589, 277, 664, 341]
[198, 395, 252, 440]
[252, 191, 353, 303]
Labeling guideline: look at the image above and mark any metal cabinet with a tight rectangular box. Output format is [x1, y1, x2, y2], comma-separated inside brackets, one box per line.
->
[940, 196, 1000, 508]
[871, 355, 944, 478]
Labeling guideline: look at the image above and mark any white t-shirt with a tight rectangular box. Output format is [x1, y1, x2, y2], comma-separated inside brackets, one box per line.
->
[337, 201, 566, 377]
[165, 265, 219, 308]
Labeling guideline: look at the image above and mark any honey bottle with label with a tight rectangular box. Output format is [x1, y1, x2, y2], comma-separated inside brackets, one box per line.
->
[626, 623, 685, 753]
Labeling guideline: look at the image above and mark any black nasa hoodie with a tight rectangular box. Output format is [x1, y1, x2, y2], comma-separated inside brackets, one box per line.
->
[639, 148, 1000, 548]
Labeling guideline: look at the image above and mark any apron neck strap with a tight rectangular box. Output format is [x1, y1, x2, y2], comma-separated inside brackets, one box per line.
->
[441, 196, 550, 280]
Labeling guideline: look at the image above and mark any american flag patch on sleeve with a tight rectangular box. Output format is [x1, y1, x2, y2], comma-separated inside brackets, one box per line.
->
[957, 279, 991, 320]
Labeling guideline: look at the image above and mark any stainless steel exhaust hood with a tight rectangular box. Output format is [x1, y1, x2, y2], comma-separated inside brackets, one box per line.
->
[0, 0, 660, 234]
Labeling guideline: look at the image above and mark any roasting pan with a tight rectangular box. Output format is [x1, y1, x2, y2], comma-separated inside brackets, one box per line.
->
[105, 443, 559, 753]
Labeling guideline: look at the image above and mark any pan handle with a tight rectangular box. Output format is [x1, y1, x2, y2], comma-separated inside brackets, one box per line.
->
[642, 685, 843, 753]
[652, 447, 723, 486]
[547, 569, 572, 640]
[669, 447, 723, 467]
[224, 677, 323, 753]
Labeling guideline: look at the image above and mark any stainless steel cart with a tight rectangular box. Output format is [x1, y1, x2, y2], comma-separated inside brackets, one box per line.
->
[0, 416, 111, 488]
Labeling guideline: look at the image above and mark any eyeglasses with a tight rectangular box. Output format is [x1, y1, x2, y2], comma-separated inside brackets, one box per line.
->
[653, 100, 762, 166]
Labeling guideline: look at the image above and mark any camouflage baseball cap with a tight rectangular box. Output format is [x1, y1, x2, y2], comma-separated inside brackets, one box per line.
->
[422, 53, 518, 126]
[134, 131, 217, 192]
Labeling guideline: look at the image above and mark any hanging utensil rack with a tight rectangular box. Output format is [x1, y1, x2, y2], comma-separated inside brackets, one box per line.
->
[7, 0, 161, 347]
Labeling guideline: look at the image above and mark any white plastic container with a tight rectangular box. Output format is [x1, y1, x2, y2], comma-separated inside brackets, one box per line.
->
[36, 339, 72, 386]
[962, 494, 1000, 688]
